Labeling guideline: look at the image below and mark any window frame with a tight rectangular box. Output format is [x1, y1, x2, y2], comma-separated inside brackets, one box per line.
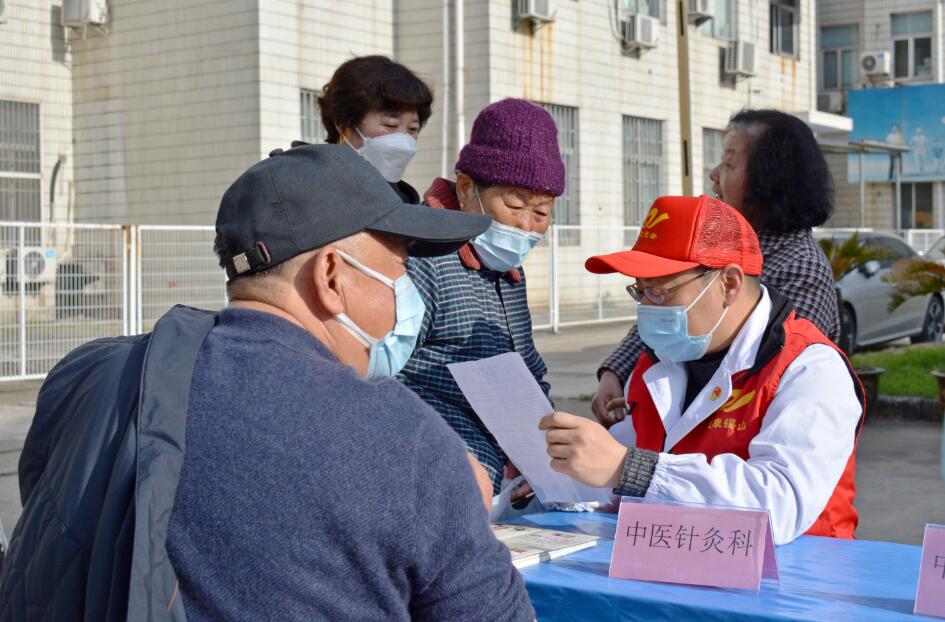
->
[701, 128, 725, 196]
[770, 0, 799, 58]
[699, 0, 736, 40]
[0, 100, 42, 224]
[898, 182, 934, 230]
[617, 0, 664, 24]
[820, 24, 859, 91]
[891, 12, 933, 81]
[623, 115, 664, 227]
[299, 89, 325, 144]
[538, 102, 581, 246]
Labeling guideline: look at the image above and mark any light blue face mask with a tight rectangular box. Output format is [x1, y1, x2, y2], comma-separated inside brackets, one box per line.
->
[333, 249, 425, 380]
[469, 187, 544, 272]
[636, 271, 729, 363]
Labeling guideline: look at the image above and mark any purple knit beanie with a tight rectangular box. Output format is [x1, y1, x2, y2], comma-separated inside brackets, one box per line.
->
[455, 98, 566, 197]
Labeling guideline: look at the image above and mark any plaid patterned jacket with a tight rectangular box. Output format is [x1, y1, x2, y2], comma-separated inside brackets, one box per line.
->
[399, 253, 551, 494]
[600, 228, 841, 383]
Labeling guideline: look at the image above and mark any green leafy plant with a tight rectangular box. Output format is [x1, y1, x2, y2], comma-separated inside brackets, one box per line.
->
[883, 257, 945, 311]
[817, 233, 889, 281]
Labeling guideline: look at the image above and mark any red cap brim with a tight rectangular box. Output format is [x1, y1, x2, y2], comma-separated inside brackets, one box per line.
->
[584, 250, 702, 279]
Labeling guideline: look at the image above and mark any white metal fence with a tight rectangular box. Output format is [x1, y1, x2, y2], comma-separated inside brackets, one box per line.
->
[0, 222, 127, 379]
[136, 226, 226, 333]
[523, 226, 642, 331]
[903, 229, 944, 254]
[0, 222, 942, 381]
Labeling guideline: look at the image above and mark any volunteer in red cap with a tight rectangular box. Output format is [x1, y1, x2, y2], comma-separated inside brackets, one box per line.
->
[539, 195, 864, 545]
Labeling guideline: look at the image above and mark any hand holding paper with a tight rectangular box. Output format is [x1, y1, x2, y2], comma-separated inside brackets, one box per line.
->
[447, 353, 613, 505]
[539, 412, 629, 489]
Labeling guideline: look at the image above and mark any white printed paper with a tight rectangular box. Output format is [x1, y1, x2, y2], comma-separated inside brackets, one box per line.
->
[448, 352, 614, 505]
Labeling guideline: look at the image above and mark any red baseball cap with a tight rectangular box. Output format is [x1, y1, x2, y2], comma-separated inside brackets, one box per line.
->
[585, 195, 763, 278]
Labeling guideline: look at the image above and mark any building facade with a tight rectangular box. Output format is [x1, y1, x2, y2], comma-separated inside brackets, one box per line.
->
[818, 0, 945, 230]
[1, 0, 825, 228]
[0, 1, 74, 225]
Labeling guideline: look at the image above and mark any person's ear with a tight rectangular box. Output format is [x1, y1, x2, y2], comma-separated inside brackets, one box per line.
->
[455, 173, 477, 213]
[720, 264, 745, 306]
[338, 125, 359, 147]
[310, 247, 347, 317]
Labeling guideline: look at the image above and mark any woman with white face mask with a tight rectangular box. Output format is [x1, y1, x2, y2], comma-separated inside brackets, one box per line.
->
[295, 55, 432, 204]
[397, 99, 565, 520]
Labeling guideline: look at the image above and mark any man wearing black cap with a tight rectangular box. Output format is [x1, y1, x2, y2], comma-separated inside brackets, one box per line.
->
[0, 145, 535, 622]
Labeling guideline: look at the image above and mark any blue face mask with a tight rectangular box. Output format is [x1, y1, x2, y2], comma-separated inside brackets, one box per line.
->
[469, 187, 543, 272]
[636, 271, 729, 363]
[333, 249, 425, 380]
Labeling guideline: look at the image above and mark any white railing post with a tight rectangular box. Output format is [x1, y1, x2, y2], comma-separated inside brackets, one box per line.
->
[550, 225, 560, 333]
[135, 226, 143, 333]
[128, 225, 139, 334]
[596, 227, 603, 321]
[121, 226, 130, 335]
[17, 225, 26, 377]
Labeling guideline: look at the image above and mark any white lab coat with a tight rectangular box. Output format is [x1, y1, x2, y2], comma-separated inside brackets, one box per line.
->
[609, 287, 861, 545]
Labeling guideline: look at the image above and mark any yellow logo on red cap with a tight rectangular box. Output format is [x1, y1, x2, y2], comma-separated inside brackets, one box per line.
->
[641, 208, 670, 240]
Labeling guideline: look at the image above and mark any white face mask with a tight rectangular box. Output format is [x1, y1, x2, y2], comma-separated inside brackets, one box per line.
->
[469, 187, 543, 272]
[349, 128, 417, 183]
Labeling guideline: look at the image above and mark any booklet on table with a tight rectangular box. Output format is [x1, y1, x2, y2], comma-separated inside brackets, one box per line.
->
[492, 524, 599, 569]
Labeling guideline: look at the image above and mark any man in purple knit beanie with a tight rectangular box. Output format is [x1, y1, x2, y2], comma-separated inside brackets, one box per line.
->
[456, 98, 566, 196]
[398, 98, 566, 519]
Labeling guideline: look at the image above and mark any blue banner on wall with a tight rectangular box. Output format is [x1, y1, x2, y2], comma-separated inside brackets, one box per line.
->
[847, 84, 945, 183]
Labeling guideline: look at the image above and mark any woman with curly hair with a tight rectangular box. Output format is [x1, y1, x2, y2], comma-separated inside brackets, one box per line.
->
[592, 109, 841, 427]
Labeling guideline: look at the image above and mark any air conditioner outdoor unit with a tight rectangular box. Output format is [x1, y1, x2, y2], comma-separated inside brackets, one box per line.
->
[861, 51, 891, 77]
[817, 92, 844, 113]
[725, 40, 756, 77]
[62, 0, 108, 27]
[518, 0, 556, 24]
[688, 0, 715, 24]
[620, 15, 660, 51]
[3, 248, 58, 284]
[0, 0, 9, 25]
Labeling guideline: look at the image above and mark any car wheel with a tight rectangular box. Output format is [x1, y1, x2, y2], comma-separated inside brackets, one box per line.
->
[839, 305, 857, 355]
[911, 296, 945, 344]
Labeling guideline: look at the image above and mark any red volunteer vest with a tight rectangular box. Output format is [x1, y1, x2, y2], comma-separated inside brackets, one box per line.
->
[626, 312, 865, 539]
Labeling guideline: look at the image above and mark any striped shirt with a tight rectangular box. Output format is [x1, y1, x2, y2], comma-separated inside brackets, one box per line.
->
[600, 228, 840, 382]
[399, 253, 551, 494]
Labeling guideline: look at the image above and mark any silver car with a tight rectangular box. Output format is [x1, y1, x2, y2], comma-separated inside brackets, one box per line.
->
[924, 235, 945, 266]
[817, 231, 944, 354]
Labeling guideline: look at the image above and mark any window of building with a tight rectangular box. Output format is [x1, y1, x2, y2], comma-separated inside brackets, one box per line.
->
[623, 116, 663, 226]
[539, 103, 581, 245]
[618, 0, 661, 21]
[900, 182, 934, 229]
[821, 25, 859, 89]
[300, 89, 325, 144]
[702, 128, 725, 195]
[699, 0, 735, 39]
[892, 11, 933, 80]
[0, 101, 41, 223]
[770, 0, 798, 57]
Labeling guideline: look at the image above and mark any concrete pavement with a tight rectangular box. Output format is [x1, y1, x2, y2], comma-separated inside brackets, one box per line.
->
[0, 322, 943, 545]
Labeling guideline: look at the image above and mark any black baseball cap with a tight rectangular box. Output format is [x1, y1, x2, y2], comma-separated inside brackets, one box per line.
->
[216, 143, 491, 279]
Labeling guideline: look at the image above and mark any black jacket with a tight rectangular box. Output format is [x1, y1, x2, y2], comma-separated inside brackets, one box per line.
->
[0, 306, 217, 622]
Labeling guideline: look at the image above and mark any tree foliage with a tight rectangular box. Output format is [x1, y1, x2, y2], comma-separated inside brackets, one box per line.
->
[884, 257, 945, 311]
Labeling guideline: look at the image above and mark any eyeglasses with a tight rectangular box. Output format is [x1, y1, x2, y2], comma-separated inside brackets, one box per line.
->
[626, 270, 716, 305]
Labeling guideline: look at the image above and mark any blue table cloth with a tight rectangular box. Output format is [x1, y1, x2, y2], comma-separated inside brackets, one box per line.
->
[511, 511, 937, 621]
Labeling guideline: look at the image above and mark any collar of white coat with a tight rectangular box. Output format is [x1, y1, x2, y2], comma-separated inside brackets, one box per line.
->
[640, 285, 772, 451]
